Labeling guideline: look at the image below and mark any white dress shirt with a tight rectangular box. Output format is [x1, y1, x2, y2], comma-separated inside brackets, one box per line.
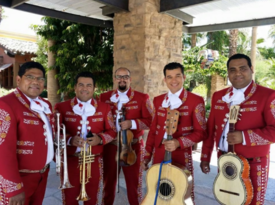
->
[219, 82, 251, 151]
[26, 95, 54, 166]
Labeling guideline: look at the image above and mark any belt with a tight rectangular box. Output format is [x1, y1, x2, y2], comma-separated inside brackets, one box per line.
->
[19, 164, 49, 174]
[110, 136, 142, 145]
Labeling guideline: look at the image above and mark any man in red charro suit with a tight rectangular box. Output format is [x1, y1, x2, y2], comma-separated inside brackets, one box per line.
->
[142, 62, 207, 203]
[54, 71, 116, 205]
[200, 54, 275, 205]
[0, 62, 55, 205]
[99, 67, 153, 205]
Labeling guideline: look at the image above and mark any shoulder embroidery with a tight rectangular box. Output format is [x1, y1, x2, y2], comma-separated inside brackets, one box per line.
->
[0, 109, 11, 145]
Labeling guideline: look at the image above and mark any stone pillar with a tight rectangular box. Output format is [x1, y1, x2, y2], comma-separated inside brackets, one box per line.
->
[210, 74, 227, 97]
[113, 0, 183, 98]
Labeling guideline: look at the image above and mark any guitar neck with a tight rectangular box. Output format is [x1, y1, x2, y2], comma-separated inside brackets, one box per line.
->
[228, 123, 235, 153]
[164, 134, 173, 162]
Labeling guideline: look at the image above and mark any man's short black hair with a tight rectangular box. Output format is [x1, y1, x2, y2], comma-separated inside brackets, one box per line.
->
[75, 71, 96, 86]
[163, 62, 184, 76]
[227, 53, 252, 69]
[18, 61, 46, 77]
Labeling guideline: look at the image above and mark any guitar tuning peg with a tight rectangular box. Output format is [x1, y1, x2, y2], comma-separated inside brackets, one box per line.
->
[239, 113, 242, 116]
[238, 118, 241, 120]
[225, 113, 229, 118]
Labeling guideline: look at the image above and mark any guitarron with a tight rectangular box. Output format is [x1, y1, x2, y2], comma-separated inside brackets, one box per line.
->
[141, 108, 193, 205]
[213, 105, 253, 205]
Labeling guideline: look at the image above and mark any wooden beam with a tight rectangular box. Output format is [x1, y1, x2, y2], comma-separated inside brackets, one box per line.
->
[14, 4, 113, 28]
[187, 17, 275, 33]
[164, 10, 193, 24]
[0, 0, 11, 7]
[11, 0, 28, 8]
[160, 0, 216, 12]
[101, 5, 124, 18]
[93, 0, 128, 11]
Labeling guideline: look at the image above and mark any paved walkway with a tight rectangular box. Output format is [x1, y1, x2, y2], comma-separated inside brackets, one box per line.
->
[43, 143, 275, 205]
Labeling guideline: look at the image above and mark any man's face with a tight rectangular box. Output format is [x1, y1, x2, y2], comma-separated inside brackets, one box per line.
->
[17, 68, 45, 99]
[164, 68, 185, 94]
[114, 69, 131, 92]
[74, 77, 95, 102]
[228, 58, 253, 89]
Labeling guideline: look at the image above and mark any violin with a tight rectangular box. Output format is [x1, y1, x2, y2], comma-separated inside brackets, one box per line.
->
[118, 106, 137, 167]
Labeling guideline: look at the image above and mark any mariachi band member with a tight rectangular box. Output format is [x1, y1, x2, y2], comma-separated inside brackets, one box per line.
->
[0, 62, 54, 205]
[143, 62, 207, 203]
[200, 54, 275, 205]
[54, 71, 116, 205]
[99, 67, 153, 205]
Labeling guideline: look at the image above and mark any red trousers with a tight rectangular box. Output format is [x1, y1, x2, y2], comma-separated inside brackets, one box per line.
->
[248, 155, 269, 205]
[103, 141, 144, 205]
[152, 145, 195, 204]
[61, 155, 103, 205]
[1, 167, 49, 205]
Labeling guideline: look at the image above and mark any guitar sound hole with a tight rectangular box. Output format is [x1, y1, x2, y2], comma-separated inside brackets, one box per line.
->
[225, 166, 234, 176]
[222, 162, 237, 180]
[157, 179, 175, 200]
[159, 183, 171, 196]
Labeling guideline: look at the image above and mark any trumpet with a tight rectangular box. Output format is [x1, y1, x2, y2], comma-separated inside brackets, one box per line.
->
[56, 113, 73, 189]
[77, 132, 95, 201]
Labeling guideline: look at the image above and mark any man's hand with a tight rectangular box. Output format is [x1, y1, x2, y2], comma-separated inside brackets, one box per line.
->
[200, 161, 210, 174]
[162, 139, 180, 152]
[227, 131, 243, 145]
[86, 134, 102, 146]
[141, 159, 150, 171]
[71, 136, 85, 147]
[9, 192, 25, 205]
[119, 120, 132, 130]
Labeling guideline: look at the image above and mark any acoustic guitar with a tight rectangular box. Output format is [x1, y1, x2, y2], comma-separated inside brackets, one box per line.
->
[141, 108, 193, 205]
[213, 105, 253, 205]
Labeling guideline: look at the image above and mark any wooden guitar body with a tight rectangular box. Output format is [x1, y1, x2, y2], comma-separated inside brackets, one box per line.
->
[141, 163, 193, 205]
[213, 152, 253, 205]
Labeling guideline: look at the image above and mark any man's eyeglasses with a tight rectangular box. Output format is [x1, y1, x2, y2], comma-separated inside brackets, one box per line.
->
[24, 75, 45, 83]
[115, 75, 130, 80]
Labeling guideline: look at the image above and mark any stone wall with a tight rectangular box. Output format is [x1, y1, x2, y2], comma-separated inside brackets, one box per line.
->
[210, 74, 227, 97]
[113, 0, 183, 98]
